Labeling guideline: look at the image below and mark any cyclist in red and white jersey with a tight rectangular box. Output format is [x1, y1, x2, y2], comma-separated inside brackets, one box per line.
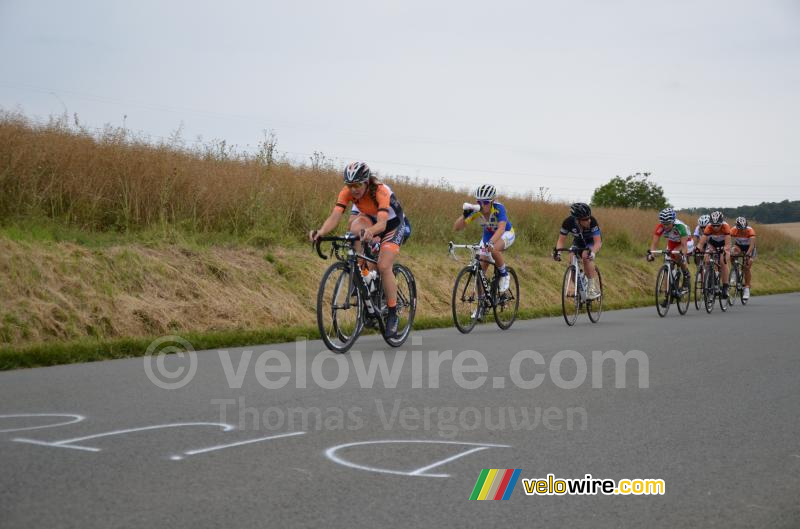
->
[647, 208, 692, 297]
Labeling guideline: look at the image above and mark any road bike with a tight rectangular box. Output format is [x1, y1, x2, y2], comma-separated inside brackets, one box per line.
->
[647, 249, 690, 317]
[314, 234, 416, 353]
[693, 253, 705, 311]
[448, 241, 519, 333]
[728, 253, 748, 306]
[555, 246, 603, 326]
[700, 247, 729, 313]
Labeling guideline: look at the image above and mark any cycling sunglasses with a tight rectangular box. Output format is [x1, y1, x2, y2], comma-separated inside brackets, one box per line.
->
[477, 200, 492, 206]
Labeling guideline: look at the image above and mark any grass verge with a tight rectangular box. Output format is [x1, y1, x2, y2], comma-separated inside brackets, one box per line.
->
[2, 288, 797, 371]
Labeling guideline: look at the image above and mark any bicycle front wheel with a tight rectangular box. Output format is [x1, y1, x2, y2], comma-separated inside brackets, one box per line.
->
[586, 267, 603, 323]
[383, 264, 417, 347]
[676, 270, 690, 315]
[694, 268, 704, 311]
[704, 266, 716, 313]
[493, 267, 519, 330]
[561, 265, 579, 326]
[452, 266, 480, 334]
[728, 264, 740, 307]
[655, 265, 671, 317]
[317, 262, 363, 353]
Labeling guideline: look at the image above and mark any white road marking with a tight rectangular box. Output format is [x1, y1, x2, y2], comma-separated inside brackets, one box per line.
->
[13, 422, 235, 452]
[0, 413, 85, 433]
[325, 440, 510, 478]
[177, 431, 306, 458]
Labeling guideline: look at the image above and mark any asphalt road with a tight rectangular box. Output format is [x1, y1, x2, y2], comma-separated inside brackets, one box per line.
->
[1, 293, 799, 528]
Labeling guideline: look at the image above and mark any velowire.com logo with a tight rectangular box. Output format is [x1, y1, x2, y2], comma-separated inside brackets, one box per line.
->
[469, 469, 522, 500]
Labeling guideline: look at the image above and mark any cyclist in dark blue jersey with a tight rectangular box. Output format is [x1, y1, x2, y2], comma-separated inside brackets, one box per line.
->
[553, 202, 603, 300]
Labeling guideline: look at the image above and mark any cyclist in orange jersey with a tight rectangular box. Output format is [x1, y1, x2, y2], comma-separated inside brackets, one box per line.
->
[310, 162, 407, 337]
[730, 216, 756, 300]
[695, 210, 732, 299]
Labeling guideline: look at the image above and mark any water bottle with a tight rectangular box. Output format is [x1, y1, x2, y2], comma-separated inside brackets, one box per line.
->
[363, 269, 378, 293]
[579, 274, 587, 296]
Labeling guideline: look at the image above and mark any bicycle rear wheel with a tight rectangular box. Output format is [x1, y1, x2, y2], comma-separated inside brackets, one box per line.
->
[382, 264, 417, 347]
[561, 265, 579, 326]
[493, 267, 519, 330]
[655, 265, 671, 317]
[452, 266, 480, 334]
[586, 267, 603, 323]
[317, 262, 363, 353]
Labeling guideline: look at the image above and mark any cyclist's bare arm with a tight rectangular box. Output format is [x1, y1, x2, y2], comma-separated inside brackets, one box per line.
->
[555, 233, 567, 252]
[592, 234, 602, 254]
[697, 234, 708, 251]
[312, 208, 345, 240]
[488, 221, 507, 246]
[453, 216, 467, 231]
[649, 234, 660, 252]
[363, 210, 389, 239]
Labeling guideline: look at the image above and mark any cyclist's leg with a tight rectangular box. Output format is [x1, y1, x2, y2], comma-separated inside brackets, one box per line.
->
[582, 243, 596, 278]
[377, 229, 402, 306]
[351, 214, 374, 264]
[741, 245, 754, 287]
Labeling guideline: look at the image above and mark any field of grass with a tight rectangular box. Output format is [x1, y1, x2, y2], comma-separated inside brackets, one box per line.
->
[765, 222, 800, 241]
[1, 110, 799, 368]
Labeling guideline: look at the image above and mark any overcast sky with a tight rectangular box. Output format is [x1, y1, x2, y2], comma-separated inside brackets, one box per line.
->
[1, 0, 798, 208]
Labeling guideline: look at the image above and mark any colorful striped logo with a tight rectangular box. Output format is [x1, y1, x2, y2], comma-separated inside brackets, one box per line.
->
[469, 469, 522, 500]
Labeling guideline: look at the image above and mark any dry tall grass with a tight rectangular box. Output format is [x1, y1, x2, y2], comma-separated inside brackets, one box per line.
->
[0, 110, 796, 253]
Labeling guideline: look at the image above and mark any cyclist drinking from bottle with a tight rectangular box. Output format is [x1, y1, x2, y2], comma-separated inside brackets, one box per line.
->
[453, 184, 515, 316]
[553, 202, 602, 300]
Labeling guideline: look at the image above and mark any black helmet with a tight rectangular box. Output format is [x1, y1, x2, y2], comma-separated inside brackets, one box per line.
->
[570, 202, 591, 218]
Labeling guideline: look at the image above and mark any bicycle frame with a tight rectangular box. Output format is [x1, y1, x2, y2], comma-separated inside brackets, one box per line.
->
[315, 234, 383, 327]
[555, 247, 590, 301]
[448, 242, 497, 307]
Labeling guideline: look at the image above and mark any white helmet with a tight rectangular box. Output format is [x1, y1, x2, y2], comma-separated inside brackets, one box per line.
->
[475, 184, 496, 201]
[698, 214, 711, 228]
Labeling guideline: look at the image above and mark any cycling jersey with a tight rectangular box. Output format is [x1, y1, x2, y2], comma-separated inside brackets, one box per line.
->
[654, 219, 690, 242]
[703, 222, 731, 243]
[335, 183, 404, 232]
[465, 201, 514, 243]
[560, 216, 601, 247]
[730, 226, 755, 246]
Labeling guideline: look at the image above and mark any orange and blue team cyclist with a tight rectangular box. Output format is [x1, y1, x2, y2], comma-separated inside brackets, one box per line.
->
[647, 207, 693, 301]
[309, 162, 407, 337]
[730, 216, 756, 300]
[553, 202, 602, 300]
[695, 210, 732, 299]
[453, 184, 515, 318]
